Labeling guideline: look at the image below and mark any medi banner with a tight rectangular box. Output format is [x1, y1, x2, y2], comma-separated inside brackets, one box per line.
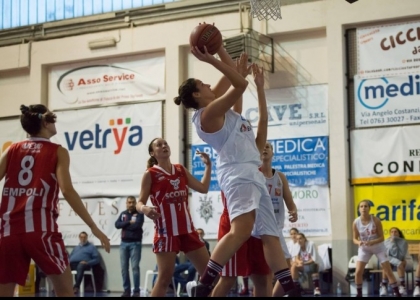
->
[354, 75, 420, 128]
[51, 102, 162, 198]
[354, 184, 420, 241]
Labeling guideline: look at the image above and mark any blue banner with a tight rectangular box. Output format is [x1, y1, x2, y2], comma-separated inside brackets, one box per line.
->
[269, 136, 329, 186]
[191, 144, 220, 191]
[191, 135, 328, 190]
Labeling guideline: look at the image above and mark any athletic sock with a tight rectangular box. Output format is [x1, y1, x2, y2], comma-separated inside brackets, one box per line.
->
[399, 277, 405, 287]
[274, 269, 295, 293]
[313, 278, 320, 288]
[390, 282, 400, 296]
[356, 284, 362, 297]
[199, 259, 222, 286]
[242, 276, 249, 290]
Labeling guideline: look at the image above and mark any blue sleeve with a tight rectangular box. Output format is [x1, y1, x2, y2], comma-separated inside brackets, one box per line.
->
[115, 212, 130, 229]
[69, 246, 77, 260]
[87, 245, 100, 266]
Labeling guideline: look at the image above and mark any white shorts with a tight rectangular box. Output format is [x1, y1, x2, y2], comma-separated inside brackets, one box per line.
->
[279, 230, 291, 259]
[224, 182, 259, 221]
[357, 243, 388, 264]
[251, 184, 279, 238]
[223, 182, 279, 238]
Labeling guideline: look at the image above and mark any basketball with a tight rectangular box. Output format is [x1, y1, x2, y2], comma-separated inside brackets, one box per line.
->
[189, 23, 223, 55]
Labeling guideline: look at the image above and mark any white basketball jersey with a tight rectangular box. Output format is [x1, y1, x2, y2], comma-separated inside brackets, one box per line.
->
[192, 108, 261, 169]
[355, 215, 379, 242]
[264, 170, 285, 229]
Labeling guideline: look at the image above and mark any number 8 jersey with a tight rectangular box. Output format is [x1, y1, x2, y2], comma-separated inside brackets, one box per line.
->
[0, 138, 60, 237]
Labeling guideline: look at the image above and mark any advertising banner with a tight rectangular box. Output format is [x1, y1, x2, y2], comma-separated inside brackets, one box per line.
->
[354, 185, 420, 241]
[0, 118, 27, 191]
[189, 185, 331, 240]
[191, 85, 329, 188]
[357, 21, 420, 79]
[48, 52, 165, 110]
[57, 197, 155, 246]
[192, 136, 328, 190]
[350, 125, 420, 184]
[354, 75, 420, 128]
[51, 102, 162, 198]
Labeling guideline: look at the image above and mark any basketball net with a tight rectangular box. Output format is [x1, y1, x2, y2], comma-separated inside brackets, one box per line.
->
[250, 0, 282, 21]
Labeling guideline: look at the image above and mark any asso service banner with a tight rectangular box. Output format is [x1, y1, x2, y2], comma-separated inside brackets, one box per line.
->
[57, 197, 155, 246]
[354, 75, 420, 128]
[351, 125, 420, 184]
[354, 185, 420, 241]
[191, 84, 329, 190]
[357, 21, 420, 79]
[48, 52, 165, 110]
[189, 186, 331, 239]
[0, 119, 27, 191]
[51, 103, 162, 198]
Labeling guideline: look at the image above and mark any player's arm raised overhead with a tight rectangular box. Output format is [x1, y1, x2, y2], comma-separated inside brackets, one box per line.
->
[183, 151, 211, 194]
[253, 64, 268, 154]
[191, 46, 248, 133]
[211, 49, 251, 115]
[232, 53, 252, 115]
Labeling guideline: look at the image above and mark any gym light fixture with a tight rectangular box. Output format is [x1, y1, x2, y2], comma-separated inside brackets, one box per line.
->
[88, 37, 117, 50]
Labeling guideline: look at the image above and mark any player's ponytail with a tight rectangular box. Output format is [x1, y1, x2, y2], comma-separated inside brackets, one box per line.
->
[20, 104, 56, 136]
[147, 156, 158, 169]
[146, 138, 159, 169]
[176, 78, 199, 109]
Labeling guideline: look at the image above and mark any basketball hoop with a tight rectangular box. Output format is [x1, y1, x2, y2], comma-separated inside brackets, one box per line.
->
[250, 0, 282, 21]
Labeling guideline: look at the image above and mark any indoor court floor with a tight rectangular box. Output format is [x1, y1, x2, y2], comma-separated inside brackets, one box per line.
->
[24, 290, 411, 297]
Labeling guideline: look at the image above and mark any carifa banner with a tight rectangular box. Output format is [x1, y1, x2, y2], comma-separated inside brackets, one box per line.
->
[350, 125, 420, 184]
[357, 20, 420, 79]
[354, 185, 420, 241]
[51, 102, 162, 198]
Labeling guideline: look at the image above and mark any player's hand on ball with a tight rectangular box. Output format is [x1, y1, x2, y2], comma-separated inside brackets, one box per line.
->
[191, 46, 215, 63]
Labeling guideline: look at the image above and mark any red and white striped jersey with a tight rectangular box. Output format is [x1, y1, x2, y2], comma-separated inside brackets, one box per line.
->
[0, 138, 60, 237]
[148, 164, 194, 237]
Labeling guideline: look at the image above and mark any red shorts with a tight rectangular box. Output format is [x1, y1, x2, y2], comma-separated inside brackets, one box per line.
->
[153, 230, 204, 254]
[246, 237, 270, 276]
[218, 212, 270, 277]
[0, 232, 69, 285]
